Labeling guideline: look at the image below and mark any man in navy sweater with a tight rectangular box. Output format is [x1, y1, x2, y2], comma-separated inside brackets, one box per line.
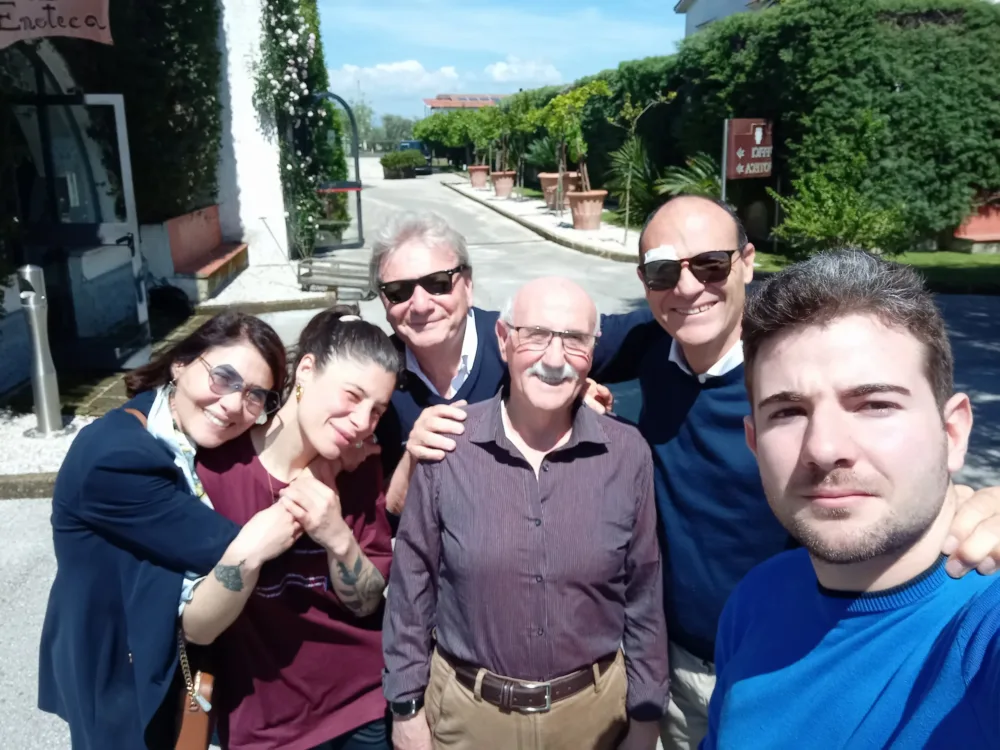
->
[702, 248, 998, 749]
[369, 212, 509, 525]
[588, 195, 1000, 749]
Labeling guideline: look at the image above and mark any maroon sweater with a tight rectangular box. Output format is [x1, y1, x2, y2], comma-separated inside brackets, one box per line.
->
[196, 433, 392, 750]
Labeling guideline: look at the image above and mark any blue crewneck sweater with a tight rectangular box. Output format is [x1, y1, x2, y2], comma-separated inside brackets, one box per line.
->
[593, 310, 793, 661]
[703, 549, 1000, 749]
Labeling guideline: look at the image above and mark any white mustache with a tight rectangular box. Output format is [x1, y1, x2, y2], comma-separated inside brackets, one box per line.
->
[527, 361, 577, 383]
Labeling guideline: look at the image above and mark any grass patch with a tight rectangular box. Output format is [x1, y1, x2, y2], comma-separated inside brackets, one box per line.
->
[751, 250, 1000, 294]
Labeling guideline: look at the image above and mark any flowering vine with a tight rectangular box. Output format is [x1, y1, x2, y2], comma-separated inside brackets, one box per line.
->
[253, 0, 348, 258]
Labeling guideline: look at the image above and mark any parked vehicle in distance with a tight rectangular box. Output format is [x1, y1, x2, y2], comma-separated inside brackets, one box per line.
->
[398, 140, 432, 173]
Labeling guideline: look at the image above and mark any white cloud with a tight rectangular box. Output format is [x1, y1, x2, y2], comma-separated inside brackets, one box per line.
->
[327, 60, 460, 96]
[484, 56, 562, 85]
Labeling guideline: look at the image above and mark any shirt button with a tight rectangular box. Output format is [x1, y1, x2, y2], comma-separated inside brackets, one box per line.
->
[537, 628, 544, 636]
[542, 464, 549, 472]
[128, 652, 133, 664]
[535, 575, 543, 583]
[534, 519, 541, 527]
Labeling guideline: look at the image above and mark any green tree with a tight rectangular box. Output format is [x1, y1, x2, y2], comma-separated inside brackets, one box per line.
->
[541, 79, 613, 194]
[768, 111, 911, 257]
[348, 97, 375, 146]
[382, 114, 415, 142]
[606, 91, 674, 243]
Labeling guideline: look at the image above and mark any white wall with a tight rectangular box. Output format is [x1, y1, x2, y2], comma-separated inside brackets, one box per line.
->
[683, 0, 756, 36]
[216, 0, 290, 265]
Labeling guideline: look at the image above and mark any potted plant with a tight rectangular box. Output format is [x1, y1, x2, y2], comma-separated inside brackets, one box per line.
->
[467, 108, 499, 189]
[380, 150, 426, 179]
[541, 80, 612, 229]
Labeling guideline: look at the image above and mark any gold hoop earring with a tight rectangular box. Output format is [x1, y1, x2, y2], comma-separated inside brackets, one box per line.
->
[295, 383, 303, 403]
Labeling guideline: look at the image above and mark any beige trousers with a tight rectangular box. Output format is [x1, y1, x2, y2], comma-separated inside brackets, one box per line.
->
[659, 642, 716, 750]
[424, 649, 629, 750]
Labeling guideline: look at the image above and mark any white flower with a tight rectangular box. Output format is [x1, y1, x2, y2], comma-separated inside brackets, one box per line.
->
[286, 164, 293, 171]
[307, 110, 314, 117]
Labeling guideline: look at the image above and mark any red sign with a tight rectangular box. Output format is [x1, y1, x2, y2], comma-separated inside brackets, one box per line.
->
[0, 0, 112, 50]
[726, 118, 773, 180]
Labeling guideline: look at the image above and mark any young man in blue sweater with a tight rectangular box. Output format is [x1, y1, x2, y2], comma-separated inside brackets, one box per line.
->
[589, 195, 1000, 750]
[702, 249, 999, 749]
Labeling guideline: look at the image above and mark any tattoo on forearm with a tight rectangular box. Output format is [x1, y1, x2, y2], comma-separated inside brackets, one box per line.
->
[333, 553, 386, 616]
[214, 560, 246, 592]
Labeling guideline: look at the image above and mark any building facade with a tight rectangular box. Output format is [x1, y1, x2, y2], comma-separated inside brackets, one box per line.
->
[674, 0, 773, 36]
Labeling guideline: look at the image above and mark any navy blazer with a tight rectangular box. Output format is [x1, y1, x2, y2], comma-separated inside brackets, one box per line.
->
[38, 391, 241, 750]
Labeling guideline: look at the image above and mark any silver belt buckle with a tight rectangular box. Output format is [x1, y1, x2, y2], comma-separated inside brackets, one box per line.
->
[516, 681, 552, 714]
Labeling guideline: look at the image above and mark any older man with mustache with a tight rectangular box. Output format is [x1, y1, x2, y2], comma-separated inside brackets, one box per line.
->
[383, 277, 668, 750]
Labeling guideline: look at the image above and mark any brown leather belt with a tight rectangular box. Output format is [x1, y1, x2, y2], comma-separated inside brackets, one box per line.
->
[438, 649, 616, 714]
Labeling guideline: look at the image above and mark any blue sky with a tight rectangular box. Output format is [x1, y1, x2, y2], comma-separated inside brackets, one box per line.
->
[320, 0, 686, 121]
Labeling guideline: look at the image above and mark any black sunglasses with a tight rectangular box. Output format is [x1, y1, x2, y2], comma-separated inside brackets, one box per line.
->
[640, 249, 742, 291]
[198, 357, 280, 416]
[378, 265, 469, 305]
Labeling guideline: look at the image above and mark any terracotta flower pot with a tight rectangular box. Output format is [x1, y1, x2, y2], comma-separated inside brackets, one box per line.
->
[538, 172, 581, 209]
[468, 165, 490, 189]
[567, 190, 607, 231]
[491, 171, 516, 199]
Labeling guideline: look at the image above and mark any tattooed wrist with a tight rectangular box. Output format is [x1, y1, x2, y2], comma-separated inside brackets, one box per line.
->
[214, 560, 246, 592]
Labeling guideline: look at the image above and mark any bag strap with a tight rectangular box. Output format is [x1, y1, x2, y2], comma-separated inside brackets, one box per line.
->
[124, 407, 148, 428]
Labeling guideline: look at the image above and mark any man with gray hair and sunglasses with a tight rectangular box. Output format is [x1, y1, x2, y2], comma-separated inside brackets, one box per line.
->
[369, 211, 611, 530]
[383, 276, 668, 750]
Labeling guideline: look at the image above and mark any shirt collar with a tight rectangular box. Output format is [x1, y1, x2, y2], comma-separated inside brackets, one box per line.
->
[470, 388, 610, 453]
[405, 308, 479, 397]
[668, 338, 744, 383]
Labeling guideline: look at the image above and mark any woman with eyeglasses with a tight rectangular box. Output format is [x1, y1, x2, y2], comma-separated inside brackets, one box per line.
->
[38, 311, 303, 750]
[191, 306, 402, 750]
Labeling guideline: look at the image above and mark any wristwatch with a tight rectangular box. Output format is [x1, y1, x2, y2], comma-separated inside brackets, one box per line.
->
[389, 697, 425, 719]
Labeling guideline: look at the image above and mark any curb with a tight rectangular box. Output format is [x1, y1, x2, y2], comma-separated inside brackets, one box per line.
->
[0, 472, 57, 500]
[441, 181, 636, 264]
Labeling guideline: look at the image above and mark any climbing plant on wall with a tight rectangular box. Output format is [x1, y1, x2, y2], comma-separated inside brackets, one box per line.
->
[253, 0, 348, 259]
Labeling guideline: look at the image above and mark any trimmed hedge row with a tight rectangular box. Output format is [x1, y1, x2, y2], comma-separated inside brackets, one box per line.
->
[506, 0, 1000, 243]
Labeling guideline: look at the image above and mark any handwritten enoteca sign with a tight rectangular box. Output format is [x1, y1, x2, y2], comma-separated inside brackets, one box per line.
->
[0, 0, 112, 50]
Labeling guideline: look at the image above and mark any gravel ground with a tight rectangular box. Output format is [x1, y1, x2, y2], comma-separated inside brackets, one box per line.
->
[0, 411, 94, 474]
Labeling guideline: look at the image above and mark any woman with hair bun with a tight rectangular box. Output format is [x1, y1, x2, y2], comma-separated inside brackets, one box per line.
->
[194, 306, 403, 750]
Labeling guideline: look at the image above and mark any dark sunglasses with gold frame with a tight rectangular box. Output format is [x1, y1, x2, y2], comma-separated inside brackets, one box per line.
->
[377, 265, 469, 305]
[639, 248, 744, 292]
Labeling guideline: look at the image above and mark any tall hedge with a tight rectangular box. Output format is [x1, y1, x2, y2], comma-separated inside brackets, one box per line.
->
[510, 0, 1000, 241]
[52, 0, 223, 224]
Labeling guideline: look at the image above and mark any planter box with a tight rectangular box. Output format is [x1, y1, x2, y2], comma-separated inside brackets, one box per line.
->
[491, 171, 516, 199]
[383, 166, 417, 180]
[139, 204, 247, 303]
[468, 165, 490, 189]
[567, 190, 607, 231]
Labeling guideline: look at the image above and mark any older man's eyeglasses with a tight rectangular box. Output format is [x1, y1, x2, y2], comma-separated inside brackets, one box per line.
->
[198, 357, 280, 415]
[509, 326, 597, 355]
[640, 249, 742, 291]
[378, 265, 469, 305]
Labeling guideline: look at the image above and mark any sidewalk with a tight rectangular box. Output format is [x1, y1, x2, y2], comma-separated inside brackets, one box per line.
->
[442, 180, 639, 264]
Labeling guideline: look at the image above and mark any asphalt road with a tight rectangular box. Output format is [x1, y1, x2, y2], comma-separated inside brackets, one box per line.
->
[4, 157, 998, 748]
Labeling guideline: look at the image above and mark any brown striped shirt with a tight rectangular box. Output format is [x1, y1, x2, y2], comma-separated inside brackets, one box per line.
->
[382, 390, 669, 718]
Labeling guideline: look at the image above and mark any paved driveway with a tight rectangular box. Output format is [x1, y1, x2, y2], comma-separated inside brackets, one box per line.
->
[4, 158, 998, 749]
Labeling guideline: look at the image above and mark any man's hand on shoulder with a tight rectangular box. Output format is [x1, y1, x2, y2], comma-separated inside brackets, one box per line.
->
[583, 378, 614, 415]
[406, 401, 468, 462]
[944, 484, 1000, 577]
[391, 709, 433, 750]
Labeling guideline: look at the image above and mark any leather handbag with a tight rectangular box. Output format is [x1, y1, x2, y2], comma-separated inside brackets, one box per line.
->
[124, 407, 216, 750]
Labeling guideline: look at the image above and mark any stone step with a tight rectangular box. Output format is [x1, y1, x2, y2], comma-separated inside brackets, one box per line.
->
[172, 242, 249, 303]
